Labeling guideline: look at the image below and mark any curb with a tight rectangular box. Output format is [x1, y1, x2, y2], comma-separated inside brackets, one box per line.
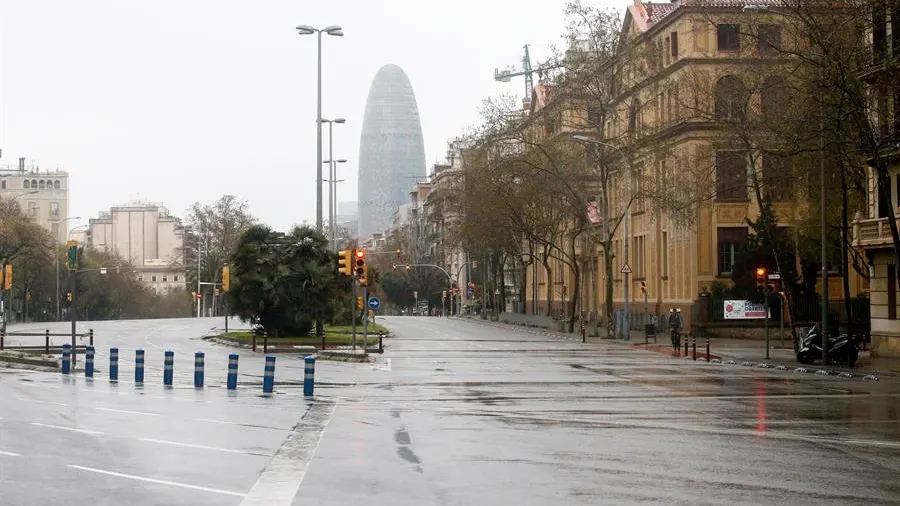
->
[0, 351, 60, 370]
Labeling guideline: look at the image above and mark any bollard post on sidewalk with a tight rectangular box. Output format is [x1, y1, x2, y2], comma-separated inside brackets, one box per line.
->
[581, 319, 586, 343]
[227, 353, 238, 390]
[378, 331, 384, 353]
[262, 356, 275, 394]
[706, 337, 711, 361]
[109, 347, 119, 381]
[135, 349, 145, 384]
[163, 350, 174, 387]
[89, 329, 94, 346]
[692, 336, 697, 361]
[683, 333, 689, 357]
[85, 345, 95, 377]
[45, 329, 50, 355]
[194, 352, 204, 388]
[303, 355, 316, 397]
[61, 344, 72, 374]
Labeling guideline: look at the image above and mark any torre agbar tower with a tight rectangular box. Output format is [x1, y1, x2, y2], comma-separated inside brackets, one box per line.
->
[357, 64, 426, 239]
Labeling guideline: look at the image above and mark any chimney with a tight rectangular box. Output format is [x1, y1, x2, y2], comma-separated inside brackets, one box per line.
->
[18, 157, 25, 172]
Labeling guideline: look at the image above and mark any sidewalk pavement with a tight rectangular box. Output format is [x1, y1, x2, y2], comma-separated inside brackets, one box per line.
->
[455, 315, 900, 380]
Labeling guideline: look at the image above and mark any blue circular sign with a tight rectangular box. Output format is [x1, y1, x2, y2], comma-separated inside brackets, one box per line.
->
[367, 296, 381, 310]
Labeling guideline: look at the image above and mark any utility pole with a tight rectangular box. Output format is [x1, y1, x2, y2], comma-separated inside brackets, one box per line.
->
[196, 227, 202, 318]
[623, 207, 630, 341]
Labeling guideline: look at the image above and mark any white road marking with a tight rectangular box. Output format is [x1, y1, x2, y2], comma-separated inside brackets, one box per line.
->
[844, 439, 900, 448]
[95, 407, 159, 417]
[138, 438, 269, 456]
[67, 464, 245, 497]
[0, 450, 20, 457]
[17, 397, 69, 407]
[143, 328, 165, 351]
[30, 422, 103, 435]
[240, 401, 337, 506]
[196, 418, 286, 430]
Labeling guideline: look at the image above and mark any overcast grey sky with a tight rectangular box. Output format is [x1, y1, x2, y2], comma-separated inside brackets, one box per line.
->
[0, 0, 593, 231]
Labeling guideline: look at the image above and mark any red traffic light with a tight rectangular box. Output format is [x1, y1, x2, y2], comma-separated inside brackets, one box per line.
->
[756, 268, 766, 277]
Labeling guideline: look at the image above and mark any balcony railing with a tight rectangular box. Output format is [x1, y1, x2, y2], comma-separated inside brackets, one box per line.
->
[853, 216, 900, 248]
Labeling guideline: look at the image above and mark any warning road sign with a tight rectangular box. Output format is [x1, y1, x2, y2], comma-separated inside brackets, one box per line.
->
[621, 263, 632, 274]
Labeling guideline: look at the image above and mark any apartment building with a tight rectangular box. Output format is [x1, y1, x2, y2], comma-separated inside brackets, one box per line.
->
[0, 157, 71, 243]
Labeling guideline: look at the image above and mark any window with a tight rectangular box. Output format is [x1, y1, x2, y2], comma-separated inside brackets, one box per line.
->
[151, 275, 157, 282]
[53, 180, 60, 189]
[757, 24, 781, 56]
[717, 228, 747, 275]
[671, 31, 679, 59]
[162, 276, 168, 282]
[874, 5, 887, 63]
[50, 202, 60, 218]
[760, 76, 788, 120]
[23, 180, 29, 189]
[715, 151, 748, 200]
[0, 180, 5, 189]
[715, 75, 749, 121]
[30, 179, 37, 188]
[628, 99, 641, 134]
[174, 275, 180, 282]
[27, 201, 38, 217]
[889, 264, 897, 320]
[762, 153, 791, 202]
[717, 24, 741, 51]
[38, 180, 45, 189]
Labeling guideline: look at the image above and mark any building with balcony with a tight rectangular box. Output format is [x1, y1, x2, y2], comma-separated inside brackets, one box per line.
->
[85, 202, 186, 295]
[852, 2, 900, 358]
[0, 157, 71, 243]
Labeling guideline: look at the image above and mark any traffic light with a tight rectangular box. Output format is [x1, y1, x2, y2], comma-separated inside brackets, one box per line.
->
[3, 264, 11, 290]
[356, 296, 363, 310]
[221, 265, 230, 292]
[65, 240, 78, 272]
[66, 292, 73, 302]
[338, 250, 353, 276]
[355, 249, 367, 285]
[640, 281, 647, 294]
[214, 288, 220, 296]
[756, 267, 767, 292]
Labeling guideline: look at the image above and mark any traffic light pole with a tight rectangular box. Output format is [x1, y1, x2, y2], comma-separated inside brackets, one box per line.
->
[764, 290, 770, 360]
[363, 285, 369, 349]
[351, 279, 357, 350]
[70, 271, 77, 367]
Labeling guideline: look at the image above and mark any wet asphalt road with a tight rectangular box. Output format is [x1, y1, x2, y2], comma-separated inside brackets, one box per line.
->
[1, 316, 900, 505]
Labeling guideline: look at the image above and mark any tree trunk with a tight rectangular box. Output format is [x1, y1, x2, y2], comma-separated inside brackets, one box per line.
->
[568, 239, 580, 333]
[604, 238, 615, 339]
[840, 167, 852, 334]
[875, 163, 900, 289]
[542, 250, 552, 317]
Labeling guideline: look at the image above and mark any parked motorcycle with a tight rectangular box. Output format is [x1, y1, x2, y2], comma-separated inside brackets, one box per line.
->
[796, 324, 859, 367]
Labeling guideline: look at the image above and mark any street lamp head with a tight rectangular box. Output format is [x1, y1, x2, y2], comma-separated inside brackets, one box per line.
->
[296, 25, 317, 35]
[324, 25, 343, 36]
[333, 118, 346, 124]
[571, 134, 591, 142]
[336, 159, 348, 163]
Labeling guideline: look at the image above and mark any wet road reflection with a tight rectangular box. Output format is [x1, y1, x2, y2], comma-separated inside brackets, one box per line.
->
[296, 317, 900, 506]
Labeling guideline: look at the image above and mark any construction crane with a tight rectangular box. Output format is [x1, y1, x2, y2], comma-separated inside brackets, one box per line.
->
[493, 45, 563, 105]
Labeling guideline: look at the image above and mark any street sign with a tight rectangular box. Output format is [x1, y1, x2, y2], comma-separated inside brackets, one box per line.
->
[367, 296, 381, 310]
[621, 263, 632, 274]
[466, 288, 474, 299]
[768, 273, 781, 280]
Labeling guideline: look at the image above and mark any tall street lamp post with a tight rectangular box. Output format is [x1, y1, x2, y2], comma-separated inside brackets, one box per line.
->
[296, 24, 344, 233]
[325, 157, 348, 249]
[323, 117, 346, 249]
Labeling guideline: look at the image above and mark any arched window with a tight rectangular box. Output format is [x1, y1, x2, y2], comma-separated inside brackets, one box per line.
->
[31, 179, 38, 189]
[23, 180, 30, 189]
[760, 76, 788, 120]
[38, 180, 46, 189]
[54, 180, 61, 189]
[715, 75, 749, 121]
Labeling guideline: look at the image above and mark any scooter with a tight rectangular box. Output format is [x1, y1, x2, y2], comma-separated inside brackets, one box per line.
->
[796, 324, 859, 367]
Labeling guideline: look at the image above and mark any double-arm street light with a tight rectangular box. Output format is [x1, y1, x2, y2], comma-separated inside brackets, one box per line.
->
[11, 189, 38, 200]
[296, 24, 344, 233]
[571, 134, 633, 341]
[322, 117, 347, 249]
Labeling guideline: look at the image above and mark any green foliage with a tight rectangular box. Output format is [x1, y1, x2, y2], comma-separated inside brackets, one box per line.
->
[732, 200, 797, 300]
[227, 224, 345, 337]
[379, 270, 416, 308]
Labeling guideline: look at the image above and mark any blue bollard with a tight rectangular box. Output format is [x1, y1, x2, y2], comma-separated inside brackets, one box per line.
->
[135, 349, 145, 384]
[303, 355, 316, 397]
[85, 346, 95, 378]
[227, 353, 238, 390]
[163, 350, 174, 387]
[109, 347, 118, 382]
[262, 355, 275, 394]
[61, 344, 72, 375]
[194, 352, 204, 388]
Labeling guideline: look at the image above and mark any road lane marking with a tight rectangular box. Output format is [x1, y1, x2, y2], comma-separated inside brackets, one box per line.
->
[95, 407, 159, 417]
[30, 422, 103, 435]
[844, 439, 900, 448]
[0, 450, 20, 457]
[138, 438, 270, 456]
[197, 418, 286, 431]
[66, 465, 245, 497]
[240, 401, 337, 506]
[16, 397, 69, 407]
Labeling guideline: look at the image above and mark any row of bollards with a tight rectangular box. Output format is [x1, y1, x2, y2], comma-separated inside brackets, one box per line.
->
[59, 345, 316, 396]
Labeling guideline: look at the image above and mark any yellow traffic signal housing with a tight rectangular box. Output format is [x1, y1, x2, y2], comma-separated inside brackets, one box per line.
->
[756, 268, 767, 292]
[221, 265, 231, 292]
[639, 281, 647, 294]
[66, 292, 73, 302]
[3, 264, 11, 290]
[356, 296, 364, 310]
[214, 288, 220, 296]
[354, 249, 367, 285]
[338, 250, 353, 276]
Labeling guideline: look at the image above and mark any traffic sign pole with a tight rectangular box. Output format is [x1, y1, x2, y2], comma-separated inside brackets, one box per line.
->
[363, 286, 369, 348]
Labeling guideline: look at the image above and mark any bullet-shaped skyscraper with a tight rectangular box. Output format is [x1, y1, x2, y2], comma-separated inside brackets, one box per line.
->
[358, 64, 426, 239]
